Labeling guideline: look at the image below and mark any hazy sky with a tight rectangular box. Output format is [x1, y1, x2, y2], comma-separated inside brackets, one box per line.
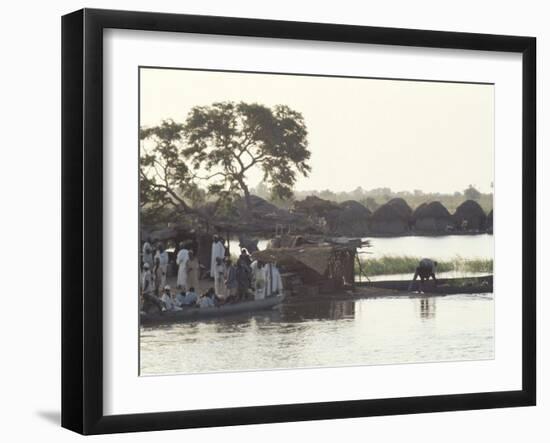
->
[140, 67, 494, 194]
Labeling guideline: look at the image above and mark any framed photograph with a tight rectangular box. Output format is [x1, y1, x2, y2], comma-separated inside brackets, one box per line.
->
[61, 8, 536, 435]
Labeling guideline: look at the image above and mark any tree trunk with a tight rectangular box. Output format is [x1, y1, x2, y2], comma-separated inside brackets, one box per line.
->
[243, 186, 252, 213]
[236, 175, 252, 218]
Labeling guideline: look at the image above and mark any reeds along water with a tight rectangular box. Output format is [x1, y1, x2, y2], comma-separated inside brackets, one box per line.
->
[357, 255, 493, 277]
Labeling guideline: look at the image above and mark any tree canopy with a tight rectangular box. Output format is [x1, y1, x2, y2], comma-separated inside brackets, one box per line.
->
[182, 102, 311, 211]
[139, 119, 205, 223]
[139, 101, 311, 224]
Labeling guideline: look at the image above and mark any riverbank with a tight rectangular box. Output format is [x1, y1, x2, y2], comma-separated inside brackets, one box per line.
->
[360, 275, 493, 295]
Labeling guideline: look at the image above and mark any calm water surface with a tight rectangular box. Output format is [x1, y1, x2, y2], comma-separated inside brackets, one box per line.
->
[230, 234, 493, 261]
[362, 234, 494, 260]
[140, 293, 494, 375]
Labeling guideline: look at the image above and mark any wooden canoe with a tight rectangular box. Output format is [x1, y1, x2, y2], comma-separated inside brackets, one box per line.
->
[358, 275, 493, 295]
[141, 294, 285, 325]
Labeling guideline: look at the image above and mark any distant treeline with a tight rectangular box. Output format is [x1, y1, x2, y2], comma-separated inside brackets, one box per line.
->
[252, 183, 493, 213]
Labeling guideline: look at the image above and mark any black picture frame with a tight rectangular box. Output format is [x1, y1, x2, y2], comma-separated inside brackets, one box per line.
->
[61, 8, 536, 435]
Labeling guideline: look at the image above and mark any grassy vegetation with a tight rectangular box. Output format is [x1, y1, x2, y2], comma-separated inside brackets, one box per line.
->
[356, 255, 493, 277]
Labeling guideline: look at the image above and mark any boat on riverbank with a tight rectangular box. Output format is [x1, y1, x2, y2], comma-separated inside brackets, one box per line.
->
[359, 275, 492, 295]
[141, 294, 286, 325]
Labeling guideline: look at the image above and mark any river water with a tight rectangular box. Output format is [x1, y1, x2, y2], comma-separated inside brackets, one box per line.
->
[230, 234, 494, 260]
[141, 235, 494, 375]
[361, 234, 493, 260]
[140, 292, 494, 375]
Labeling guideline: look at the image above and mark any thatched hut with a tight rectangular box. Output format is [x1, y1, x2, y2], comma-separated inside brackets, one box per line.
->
[231, 195, 302, 225]
[339, 200, 372, 219]
[236, 195, 279, 215]
[453, 200, 487, 231]
[200, 195, 314, 235]
[370, 201, 410, 234]
[293, 196, 339, 216]
[292, 196, 340, 233]
[387, 198, 413, 218]
[412, 202, 428, 221]
[413, 201, 452, 232]
[487, 209, 493, 232]
[253, 237, 363, 295]
[325, 200, 371, 236]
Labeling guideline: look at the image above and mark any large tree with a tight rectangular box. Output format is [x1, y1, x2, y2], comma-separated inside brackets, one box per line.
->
[182, 101, 311, 213]
[139, 119, 206, 221]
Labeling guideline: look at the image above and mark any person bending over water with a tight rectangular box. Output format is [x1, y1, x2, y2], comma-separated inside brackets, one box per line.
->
[408, 258, 438, 293]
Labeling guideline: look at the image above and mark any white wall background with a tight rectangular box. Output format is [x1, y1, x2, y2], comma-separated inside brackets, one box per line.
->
[0, 1, 546, 441]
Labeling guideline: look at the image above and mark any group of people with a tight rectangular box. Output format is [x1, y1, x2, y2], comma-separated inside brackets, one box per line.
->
[210, 235, 284, 303]
[140, 235, 284, 314]
[140, 238, 202, 314]
[141, 238, 201, 297]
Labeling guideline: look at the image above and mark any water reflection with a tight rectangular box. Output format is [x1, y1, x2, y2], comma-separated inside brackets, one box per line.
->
[281, 299, 355, 322]
[140, 293, 494, 375]
[418, 298, 436, 320]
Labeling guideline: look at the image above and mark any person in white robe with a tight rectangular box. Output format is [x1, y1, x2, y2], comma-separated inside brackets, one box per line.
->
[161, 285, 182, 311]
[141, 263, 154, 296]
[175, 290, 186, 307]
[176, 242, 189, 289]
[264, 262, 284, 297]
[250, 260, 267, 300]
[142, 238, 153, 269]
[210, 235, 226, 278]
[213, 257, 227, 298]
[141, 263, 164, 314]
[154, 243, 169, 295]
[197, 289, 216, 308]
[182, 288, 199, 306]
[186, 251, 200, 291]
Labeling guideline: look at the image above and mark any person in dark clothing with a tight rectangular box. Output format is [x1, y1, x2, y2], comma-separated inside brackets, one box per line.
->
[408, 258, 438, 292]
[237, 248, 252, 267]
[236, 257, 252, 300]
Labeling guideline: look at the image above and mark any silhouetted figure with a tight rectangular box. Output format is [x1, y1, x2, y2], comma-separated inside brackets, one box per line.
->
[408, 258, 438, 292]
